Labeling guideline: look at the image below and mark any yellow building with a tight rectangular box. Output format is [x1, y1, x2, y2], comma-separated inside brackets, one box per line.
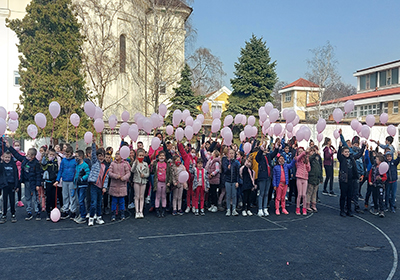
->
[200, 86, 232, 125]
[278, 78, 321, 120]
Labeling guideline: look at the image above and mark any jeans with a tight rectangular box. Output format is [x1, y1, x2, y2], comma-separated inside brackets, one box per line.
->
[2, 184, 16, 215]
[323, 165, 333, 192]
[385, 181, 397, 210]
[339, 181, 352, 213]
[225, 182, 237, 211]
[78, 187, 87, 218]
[61, 181, 77, 214]
[258, 179, 271, 210]
[111, 196, 125, 211]
[25, 182, 39, 213]
[90, 185, 103, 218]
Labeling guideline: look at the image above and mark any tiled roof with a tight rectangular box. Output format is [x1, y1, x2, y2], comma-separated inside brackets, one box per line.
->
[281, 78, 319, 89]
[205, 90, 218, 98]
[307, 86, 400, 107]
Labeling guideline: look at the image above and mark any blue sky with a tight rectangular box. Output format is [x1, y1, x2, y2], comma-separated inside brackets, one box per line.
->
[188, 0, 400, 88]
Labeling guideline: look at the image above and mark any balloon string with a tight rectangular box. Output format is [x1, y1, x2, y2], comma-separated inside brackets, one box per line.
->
[76, 126, 78, 147]
[51, 118, 55, 147]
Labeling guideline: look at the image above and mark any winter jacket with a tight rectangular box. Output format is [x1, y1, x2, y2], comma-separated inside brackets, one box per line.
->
[386, 156, 400, 182]
[272, 160, 296, 188]
[368, 164, 387, 187]
[221, 157, 240, 184]
[323, 146, 335, 166]
[379, 143, 395, 157]
[205, 157, 221, 185]
[340, 134, 365, 177]
[74, 161, 90, 188]
[178, 143, 197, 172]
[337, 144, 365, 183]
[256, 147, 278, 180]
[240, 166, 256, 191]
[308, 153, 323, 186]
[295, 151, 311, 180]
[8, 146, 41, 190]
[87, 143, 109, 189]
[108, 160, 131, 197]
[56, 157, 77, 182]
[152, 159, 172, 192]
[41, 156, 59, 184]
[171, 164, 186, 188]
[1, 161, 18, 190]
[280, 150, 295, 181]
[189, 165, 210, 191]
[131, 161, 150, 185]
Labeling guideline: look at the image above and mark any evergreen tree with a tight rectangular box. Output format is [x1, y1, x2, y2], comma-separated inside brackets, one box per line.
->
[225, 35, 277, 118]
[165, 64, 204, 125]
[7, 0, 88, 141]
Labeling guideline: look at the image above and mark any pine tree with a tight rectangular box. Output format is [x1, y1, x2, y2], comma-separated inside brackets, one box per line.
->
[7, 0, 88, 141]
[225, 35, 277, 117]
[165, 64, 204, 125]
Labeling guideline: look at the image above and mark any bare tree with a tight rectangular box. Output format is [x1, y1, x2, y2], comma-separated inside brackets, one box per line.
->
[271, 80, 288, 111]
[323, 81, 357, 101]
[124, 0, 193, 115]
[187, 47, 226, 96]
[74, 0, 127, 113]
[305, 41, 341, 118]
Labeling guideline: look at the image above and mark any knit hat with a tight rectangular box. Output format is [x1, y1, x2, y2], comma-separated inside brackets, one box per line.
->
[385, 151, 392, 157]
[352, 136, 360, 145]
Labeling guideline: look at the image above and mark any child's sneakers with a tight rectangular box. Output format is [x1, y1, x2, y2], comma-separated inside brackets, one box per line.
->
[200, 209, 205, 216]
[257, 209, 264, 217]
[172, 210, 177, 216]
[17, 201, 24, 207]
[178, 209, 184, 216]
[232, 209, 239, 216]
[263, 208, 269, 217]
[25, 212, 33, 221]
[35, 213, 41, 221]
[96, 216, 105, 225]
[88, 217, 94, 226]
[379, 211, 385, 218]
[282, 209, 289, 215]
[275, 209, 280, 215]
[61, 211, 70, 220]
[247, 210, 253, 216]
[302, 208, 307, 216]
[195, 209, 199, 216]
[11, 214, 17, 223]
[185, 207, 191, 214]
[192, 207, 196, 214]
[226, 209, 231, 216]
[120, 211, 125, 220]
[296, 208, 301, 215]
[0, 215, 6, 224]
[242, 210, 247, 217]
[370, 208, 379, 215]
[75, 217, 86, 224]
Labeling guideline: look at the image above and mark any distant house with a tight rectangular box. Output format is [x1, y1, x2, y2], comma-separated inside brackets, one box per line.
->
[306, 60, 400, 123]
[199, 86, 232, 125]
[279, 78, 321, 120]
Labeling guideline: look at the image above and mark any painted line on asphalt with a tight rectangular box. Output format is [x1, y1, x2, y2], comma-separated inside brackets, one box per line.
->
[138, 228, 286, 240]
[319, 202, 398, 280]
[272, 212, 314, 224]
[0, 239, 122, 252]
[257, 215, 288, 229]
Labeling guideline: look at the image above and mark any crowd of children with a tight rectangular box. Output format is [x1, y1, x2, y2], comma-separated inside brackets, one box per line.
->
[0, 130, 398, 226]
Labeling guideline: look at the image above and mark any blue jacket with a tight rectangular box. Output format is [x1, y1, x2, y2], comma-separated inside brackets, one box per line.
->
[74, 161, 90, 187]
[221, 157, 240, 183]
[56, 157, 77, 182]
[272, 160, 296, 188]
[87, 143, 109, 189]
[8, 146, 42, 190]
[256, 148, 278, 180]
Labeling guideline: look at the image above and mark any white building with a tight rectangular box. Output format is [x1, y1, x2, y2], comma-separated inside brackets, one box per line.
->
[0, 0, 30, 113]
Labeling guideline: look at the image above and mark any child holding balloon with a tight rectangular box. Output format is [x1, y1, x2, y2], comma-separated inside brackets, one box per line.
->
[171, 155, 187, 215]
[368, 154, 387, 217]
[189, 158, 210, 216]
[295, 147, 310, 216]
[152, 151, 172, 218]
[131, 149, 150, 218]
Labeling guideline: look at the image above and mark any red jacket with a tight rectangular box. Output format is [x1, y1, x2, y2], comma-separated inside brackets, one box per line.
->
[178, 143, 197, 172]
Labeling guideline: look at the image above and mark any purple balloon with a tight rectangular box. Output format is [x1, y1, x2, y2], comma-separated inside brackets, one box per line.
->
[49, 101, 60, 119]
[84, 132, 93, 144]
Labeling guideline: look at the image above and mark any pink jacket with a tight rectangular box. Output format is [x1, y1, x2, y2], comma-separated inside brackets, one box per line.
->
[108, 160, 131, 197]
[296, 151, 311, 180]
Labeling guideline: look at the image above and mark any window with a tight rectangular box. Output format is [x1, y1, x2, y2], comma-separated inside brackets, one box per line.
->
[159, 81, 166, 95]
[360, 75, 366, 90]
[349, 106, 358, 117]
[392, 68, 399, 84]
[380, 68, 399, 87]
[211, 104, 222, 113]
[14, 71, 20, 86]
[382, 102, 388, 113]
[119, 34, 126, 73]
[366, 75, 370, 90]
[393, 101, 398, 114]
[285, 92, 291, 102]
[138, 41, 141, 76]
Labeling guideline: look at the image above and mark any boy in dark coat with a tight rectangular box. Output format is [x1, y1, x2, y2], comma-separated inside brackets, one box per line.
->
[0, 151, 19, 223]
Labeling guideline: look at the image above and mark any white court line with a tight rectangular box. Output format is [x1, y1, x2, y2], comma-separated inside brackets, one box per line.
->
[270, 212, 314, 224]
[138, 228, 286, 240]
[319, 202, 398, 280]
[0, 239, 121, 252]
[257, 215, 288, 228]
